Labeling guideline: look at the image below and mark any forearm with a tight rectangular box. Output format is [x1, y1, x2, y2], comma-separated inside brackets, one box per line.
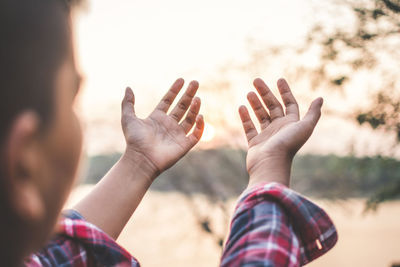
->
[73, 150, 156, 240]
[221, 183, 338, 267]
[221, 198, 300, 267]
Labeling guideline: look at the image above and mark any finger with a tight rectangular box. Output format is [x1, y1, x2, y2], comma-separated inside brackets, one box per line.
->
[239, 105, 258, 143]
[181, 97, 201, 133]
[302, 97, 323, 128]
[247, 91, 271, 130]
[187, 114, 205, 147]
[155, 78, 185, 113]
[169, 80, 199, 121]
[121, 87, 136, 118]
[253, 78, 284, 120]
[277, 78, 299, 119]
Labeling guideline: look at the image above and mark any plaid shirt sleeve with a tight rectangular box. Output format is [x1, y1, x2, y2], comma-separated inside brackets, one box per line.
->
[25, 210, 140, 267]
[220, 182, 338, 267]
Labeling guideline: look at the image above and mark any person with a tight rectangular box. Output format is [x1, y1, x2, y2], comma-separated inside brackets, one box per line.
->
[0, 0, 337, 266]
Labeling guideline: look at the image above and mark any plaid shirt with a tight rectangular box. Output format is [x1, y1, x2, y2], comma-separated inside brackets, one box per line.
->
[26, 182, 337, 267]
[25, 210, 139, 267]
[221, 182, 338, 267]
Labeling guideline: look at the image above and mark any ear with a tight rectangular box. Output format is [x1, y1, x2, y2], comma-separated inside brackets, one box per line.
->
[3, 111, 45, 222]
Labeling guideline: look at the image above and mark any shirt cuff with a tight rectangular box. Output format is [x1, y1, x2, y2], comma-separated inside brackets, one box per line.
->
[236, 182, 338, 265]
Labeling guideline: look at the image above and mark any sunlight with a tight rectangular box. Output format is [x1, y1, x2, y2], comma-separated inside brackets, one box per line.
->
[72, 0, 385, 156]
[201, 123, 216, 142]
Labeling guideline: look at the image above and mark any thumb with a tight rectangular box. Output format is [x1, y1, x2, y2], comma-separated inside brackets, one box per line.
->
[122, 87, 136, 117]
[302, 97, 323, 128]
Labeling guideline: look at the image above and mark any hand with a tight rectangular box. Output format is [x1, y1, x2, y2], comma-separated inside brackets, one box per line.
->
[239, 78, 323, 187]
[121, 78, 204, 181]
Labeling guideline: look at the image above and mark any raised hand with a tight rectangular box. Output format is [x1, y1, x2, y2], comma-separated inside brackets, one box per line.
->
[121, 78, 204, 180]
[239, 78, 323, 187]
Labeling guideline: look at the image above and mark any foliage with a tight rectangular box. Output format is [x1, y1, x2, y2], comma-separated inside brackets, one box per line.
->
[304, 0, 400, 90]
[356, 92, 400, 141]
[82, 153, 122, 184]
[293, 0, 400, 204]
[291, 154, 400, 210]
[82, 150, 400, 204]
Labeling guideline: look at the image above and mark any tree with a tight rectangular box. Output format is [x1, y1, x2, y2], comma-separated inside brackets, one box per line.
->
[301, 0, 400, 208]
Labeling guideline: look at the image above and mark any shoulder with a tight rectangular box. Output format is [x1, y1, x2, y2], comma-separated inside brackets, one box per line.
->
[25, 210, 140, 267]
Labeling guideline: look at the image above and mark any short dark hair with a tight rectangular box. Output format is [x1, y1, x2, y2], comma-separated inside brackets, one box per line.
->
[0, 1, 78, 258]
[0, 0, 75, 145]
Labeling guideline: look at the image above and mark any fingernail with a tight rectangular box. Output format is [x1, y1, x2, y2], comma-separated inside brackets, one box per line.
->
[125, 87, 133, 100]
[191, 80, 199, 87]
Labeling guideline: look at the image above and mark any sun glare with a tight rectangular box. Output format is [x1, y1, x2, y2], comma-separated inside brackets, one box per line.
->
[201, 123, 216, 142]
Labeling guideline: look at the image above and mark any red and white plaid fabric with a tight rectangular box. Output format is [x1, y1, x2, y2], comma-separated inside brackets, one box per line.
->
[26, 182, 337, 266]
[25, 210, 139, 267]
[221, 182, 338, 266]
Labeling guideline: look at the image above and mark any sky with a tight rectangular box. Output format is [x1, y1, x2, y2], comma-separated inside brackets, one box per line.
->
[72, 0, 399, 157]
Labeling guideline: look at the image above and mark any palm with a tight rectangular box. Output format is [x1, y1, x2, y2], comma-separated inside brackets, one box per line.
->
[121, 79, 204, 174]
[124, 110, 197, 171]
[239, 78, 322, 177]
[247, 115, 314, 173]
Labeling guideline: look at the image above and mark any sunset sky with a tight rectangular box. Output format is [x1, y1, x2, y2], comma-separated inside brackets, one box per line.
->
[72, 0, 398, 157]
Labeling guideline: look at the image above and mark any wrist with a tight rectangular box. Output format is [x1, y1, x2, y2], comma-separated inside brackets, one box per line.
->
[121, 146, 160, 183]
[247, 154, 292, 188]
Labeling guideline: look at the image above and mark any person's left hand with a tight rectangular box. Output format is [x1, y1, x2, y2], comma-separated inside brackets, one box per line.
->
[120, 78, 204, 181]
[239, 78, 323, 187]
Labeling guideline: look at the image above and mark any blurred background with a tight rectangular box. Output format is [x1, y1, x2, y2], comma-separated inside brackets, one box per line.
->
[67, 0, 400, 266]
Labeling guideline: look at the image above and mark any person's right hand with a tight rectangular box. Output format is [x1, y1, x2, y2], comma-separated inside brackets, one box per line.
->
[239, 78, 323, 187]
[120, 78, 204, 182]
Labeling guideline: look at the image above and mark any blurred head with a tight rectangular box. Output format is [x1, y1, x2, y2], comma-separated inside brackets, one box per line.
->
[0, 0, 82, 264]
